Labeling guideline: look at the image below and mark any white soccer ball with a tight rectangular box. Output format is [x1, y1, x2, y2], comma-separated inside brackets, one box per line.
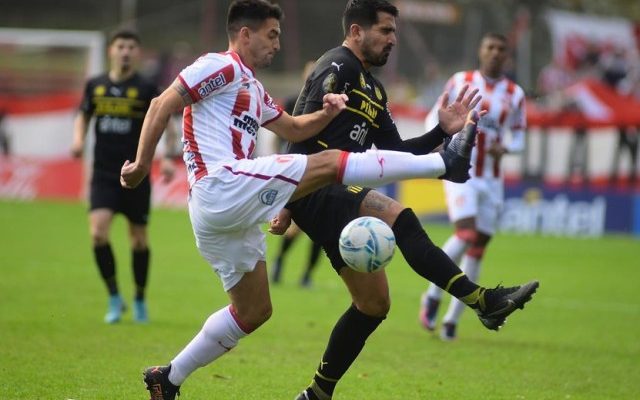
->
[338, 216, 396, 273]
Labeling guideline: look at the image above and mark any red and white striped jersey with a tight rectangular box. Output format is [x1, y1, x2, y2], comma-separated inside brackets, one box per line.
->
[177, 51, 283, 187]
[426, 70, 526, 179]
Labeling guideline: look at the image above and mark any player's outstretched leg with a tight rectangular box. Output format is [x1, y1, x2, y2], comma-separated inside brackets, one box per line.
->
[143, 365, 180, 400]
[438, 110, 479, 183]
[470, 280, 539, 330]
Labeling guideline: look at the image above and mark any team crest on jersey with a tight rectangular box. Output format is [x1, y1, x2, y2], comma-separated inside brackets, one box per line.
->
[374, 86, 382, 100]
[259, 189, 278, 206]
[197, 71, 227, 98]
[126, 87, 138, 99]
[94, 85, 106, 96]
[359, 73, 366, 89]
[322, 72, 338, 94]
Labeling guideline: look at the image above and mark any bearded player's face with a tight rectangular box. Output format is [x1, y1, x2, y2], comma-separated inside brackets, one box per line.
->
[360, 12, 397, 67]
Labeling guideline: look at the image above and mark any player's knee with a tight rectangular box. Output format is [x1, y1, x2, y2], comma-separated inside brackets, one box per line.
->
[466, 244, 486, 260]
[455, 228, 478, 245]
[311, 149, 343, 181]
[355, 295, 390, 317]
[90, 231, 109, 246]
[243, 302, 273, 328]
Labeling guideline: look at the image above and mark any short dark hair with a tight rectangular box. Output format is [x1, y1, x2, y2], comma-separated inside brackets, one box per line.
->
[481, 32, 508, 44]
[342, 0, 398, 37]
[227, 0, 283, 38]
[108, 29, 141, 46]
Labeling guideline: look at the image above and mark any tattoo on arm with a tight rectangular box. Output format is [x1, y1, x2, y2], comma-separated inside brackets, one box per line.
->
[361, 190, 393, 213]
[172, 81, 193, 106]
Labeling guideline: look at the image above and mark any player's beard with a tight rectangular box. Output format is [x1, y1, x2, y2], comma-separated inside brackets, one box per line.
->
[362, 40, 392, 67]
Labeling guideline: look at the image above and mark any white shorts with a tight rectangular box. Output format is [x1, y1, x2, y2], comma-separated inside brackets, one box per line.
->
[188, 154, 307, 291]
[443, 177, 503, 235]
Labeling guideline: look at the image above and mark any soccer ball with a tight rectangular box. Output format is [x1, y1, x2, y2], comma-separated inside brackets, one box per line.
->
[338, 216, 396, 273]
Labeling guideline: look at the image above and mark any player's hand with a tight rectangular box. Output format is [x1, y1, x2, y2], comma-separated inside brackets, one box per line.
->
[120, 160, 149, 189]
[70, 141, 84, 158]
[437, 84, 485, 135]
[160, 157, 176, 183]
[321, 93, 349, 118]
[269, 208, 292, 235]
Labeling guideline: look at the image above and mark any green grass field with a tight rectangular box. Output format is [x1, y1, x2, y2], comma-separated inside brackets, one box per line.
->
[1, 200, 639, 399]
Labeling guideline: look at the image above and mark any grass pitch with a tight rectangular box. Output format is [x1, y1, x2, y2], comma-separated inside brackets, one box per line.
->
[1, 200, 639, 399]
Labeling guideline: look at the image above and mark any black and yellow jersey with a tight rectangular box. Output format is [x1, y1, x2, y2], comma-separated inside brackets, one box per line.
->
[290, 46, 446, 157]
[79, 73, 159, 178]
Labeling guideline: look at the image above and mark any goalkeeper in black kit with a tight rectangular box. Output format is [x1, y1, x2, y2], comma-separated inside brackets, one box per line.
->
[267, 1, 540, 399]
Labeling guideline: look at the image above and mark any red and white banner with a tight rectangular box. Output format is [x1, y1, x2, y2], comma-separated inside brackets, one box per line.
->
[0, 156, 189, 207]
[527, 79, 640, 128]
[546, 9, 639, 70]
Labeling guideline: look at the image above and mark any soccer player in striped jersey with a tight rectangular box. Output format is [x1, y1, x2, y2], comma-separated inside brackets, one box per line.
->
[420, 33, 527, 341]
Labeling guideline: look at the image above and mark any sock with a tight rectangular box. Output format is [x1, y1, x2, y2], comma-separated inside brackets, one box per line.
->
[132, 248, 149, 301]
[340, 149, 445, 187]
[391, 209, 480, 301]
[169, 305, 247, 386]
[309, 305, 385, 398]
[443, 255, 482, 324]
[425, 233, 472, 300]
[93, 243, 117, 295]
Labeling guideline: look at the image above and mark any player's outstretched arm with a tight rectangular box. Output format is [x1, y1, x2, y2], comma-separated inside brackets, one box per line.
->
[264, 93, 348, 143]
[121, 80, 189, 189]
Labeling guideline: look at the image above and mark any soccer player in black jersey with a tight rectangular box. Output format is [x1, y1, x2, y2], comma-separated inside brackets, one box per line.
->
[71, 29, 177, 324]
[270, 1, 539, 399]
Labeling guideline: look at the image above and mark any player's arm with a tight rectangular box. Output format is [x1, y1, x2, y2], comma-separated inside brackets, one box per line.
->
[121, 79, 191, 188]
[71, 112, 90, 158]
[71, 80, 93, 158]
[264, 93, 348, 142]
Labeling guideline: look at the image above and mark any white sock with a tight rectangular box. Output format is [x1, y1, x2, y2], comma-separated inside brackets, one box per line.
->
[341, 149, 445, 187]
[169, 305, 247, 385]
[443, 255, 482, 324]
[424, 234, 470, 301]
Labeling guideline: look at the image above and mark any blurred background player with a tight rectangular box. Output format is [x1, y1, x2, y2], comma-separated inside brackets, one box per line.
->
[71, 29, 177, 324]
[420, 33, 527, 341]
[271, 60, 324, 287]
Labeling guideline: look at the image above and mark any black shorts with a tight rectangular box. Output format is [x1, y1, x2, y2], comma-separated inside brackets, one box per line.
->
[90, 174, 151, 225]
[287, 183, 371, 272]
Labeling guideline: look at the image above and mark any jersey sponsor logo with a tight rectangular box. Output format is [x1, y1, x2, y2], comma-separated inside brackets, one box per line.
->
[349, 122, 369, 145]
[98, 116, 132, 134]
[233, 114, 259, 137]
[197, 71, 227, 98]
[259, 189, 278, 205]
[359, 100, 378, 120]
[322, 72, 338, 94]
